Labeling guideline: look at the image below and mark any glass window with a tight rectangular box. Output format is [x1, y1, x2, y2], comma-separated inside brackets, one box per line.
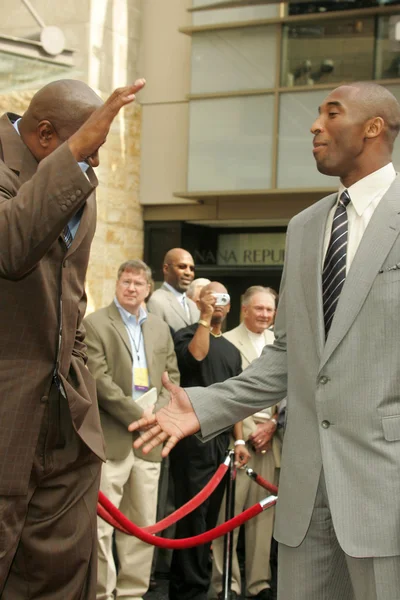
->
[289, 0, 400, 17]
[281, 17, 375, 87]
[191, 26, 277, 94]
[0, 52, 71, 93]
[375, 16, 400, 80]
[277, 89, 339, 189]
[191, 0, 279, 25]
[188, 95, 275, 191]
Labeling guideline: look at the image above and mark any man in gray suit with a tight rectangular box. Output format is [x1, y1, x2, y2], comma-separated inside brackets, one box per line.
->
[131, 82, 400, 600]
[147, 248, 200, 333]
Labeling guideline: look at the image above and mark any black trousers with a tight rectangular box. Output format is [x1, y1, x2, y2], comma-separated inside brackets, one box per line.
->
[169, 432, 230, 600]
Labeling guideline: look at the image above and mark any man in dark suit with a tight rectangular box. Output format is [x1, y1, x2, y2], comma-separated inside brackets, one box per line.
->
[0, 78, 144, 598]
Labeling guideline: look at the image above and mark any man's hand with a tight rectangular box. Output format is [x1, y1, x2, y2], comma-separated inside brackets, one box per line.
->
[68, 79, 146, 165]
[249, 422, 276, 454]
[129, 373, 200, 457]
[234, 443, 251, 468]
[197, 289, 216, 322]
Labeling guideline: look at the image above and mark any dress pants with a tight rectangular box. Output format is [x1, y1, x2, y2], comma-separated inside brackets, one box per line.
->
[169, 432, 230, 600]
[210, 444, 279, 597]
[278, 470, 400, 600]
[0, 383, 102, 599]
[97, 452, 161, 600]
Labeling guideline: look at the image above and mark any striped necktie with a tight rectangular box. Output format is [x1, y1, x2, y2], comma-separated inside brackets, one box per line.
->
[62, 224, 73, 249]
[322, 190, 351, 337]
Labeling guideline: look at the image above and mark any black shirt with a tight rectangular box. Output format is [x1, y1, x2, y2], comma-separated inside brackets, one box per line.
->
[173, 323, 242, 387]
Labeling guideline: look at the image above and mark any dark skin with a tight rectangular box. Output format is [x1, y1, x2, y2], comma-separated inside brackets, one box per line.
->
[310, 85, 391, 188]
[18, 78, 146, 167]
[163, 248, 195, 292]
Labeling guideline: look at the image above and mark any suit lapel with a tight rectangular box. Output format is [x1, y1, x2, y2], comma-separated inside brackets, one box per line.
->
[301, 193, 337, 361]
[320, 180, 400, 370]
[108, 303, 132, 360]
[64, 168, 97, 255]
[162, 283, 189, 325]
[236, 324, 258, 365]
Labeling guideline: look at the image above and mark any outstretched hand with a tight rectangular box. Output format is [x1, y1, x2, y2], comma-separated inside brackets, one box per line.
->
[68, 79, 146, 165]
[128, 373, 201, 457]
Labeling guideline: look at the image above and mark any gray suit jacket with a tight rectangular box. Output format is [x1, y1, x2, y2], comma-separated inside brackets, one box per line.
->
[84, 303, 180, 462]
[147, 283, 200, 333]
[224, 323, 281, 466]
[188, 178, 400, 557]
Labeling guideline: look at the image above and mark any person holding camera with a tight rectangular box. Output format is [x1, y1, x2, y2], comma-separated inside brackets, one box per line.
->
[169, 282, 248, 600]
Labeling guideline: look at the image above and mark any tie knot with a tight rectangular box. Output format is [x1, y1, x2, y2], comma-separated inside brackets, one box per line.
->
[339, 190, 351, 207]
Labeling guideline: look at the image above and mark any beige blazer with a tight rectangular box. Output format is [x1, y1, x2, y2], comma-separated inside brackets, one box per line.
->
[0, 112, 105, 496]
[147, 283, 200, 333]
[224, 323, 281, 466]
[188, 179, 400, 557]
[84, 302, 180, 462]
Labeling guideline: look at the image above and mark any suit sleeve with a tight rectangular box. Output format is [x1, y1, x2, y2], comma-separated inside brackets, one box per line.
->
[0, 143, 94, 280]
[84, 317, 144, 427]
[187, 227, 291, 441]
[156, 326, 180, 410]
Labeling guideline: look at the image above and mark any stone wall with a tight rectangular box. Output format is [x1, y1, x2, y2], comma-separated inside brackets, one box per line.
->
[0, 90, 144, 313]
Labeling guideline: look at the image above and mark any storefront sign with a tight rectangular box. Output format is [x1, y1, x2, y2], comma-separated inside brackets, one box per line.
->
[194, 233, 286, 266]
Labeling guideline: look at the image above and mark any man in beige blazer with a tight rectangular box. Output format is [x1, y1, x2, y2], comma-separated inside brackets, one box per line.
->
[84, 259, 179, 600]
[211, 286, 281, 600]
[147, 247, 200, 333]
[0, 78, 145, 598]
[132, 83, 400, 600]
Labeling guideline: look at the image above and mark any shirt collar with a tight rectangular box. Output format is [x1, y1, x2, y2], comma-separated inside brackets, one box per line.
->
[338, 162, 396, 216]
[114, 297, 148, 325]
[164, 281, 186, 301]
[13, 118, 21, 135]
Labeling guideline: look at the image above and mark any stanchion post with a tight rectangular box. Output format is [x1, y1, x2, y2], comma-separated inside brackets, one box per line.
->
[221, 449, 236, 600]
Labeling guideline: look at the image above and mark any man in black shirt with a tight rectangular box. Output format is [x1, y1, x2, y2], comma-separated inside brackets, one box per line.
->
[169, 282, 247, 600]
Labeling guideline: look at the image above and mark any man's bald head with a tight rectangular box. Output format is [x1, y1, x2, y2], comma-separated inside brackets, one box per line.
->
[199, 282, 228, 298]
[343, 82, 400, 147]
[162, 248, 195, 292]
[19, 79, 103, 162]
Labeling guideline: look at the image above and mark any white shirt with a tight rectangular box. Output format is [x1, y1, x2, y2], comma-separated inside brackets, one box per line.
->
[323, 163, 397, 273]
[245, 326, 268, 358]
[114, 298, 148, 401]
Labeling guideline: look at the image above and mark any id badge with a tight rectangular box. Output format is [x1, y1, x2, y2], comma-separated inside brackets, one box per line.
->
[134, 367, 149, 391]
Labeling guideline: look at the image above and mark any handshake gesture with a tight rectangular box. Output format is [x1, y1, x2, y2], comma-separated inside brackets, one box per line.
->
[129, 373, 201, 456]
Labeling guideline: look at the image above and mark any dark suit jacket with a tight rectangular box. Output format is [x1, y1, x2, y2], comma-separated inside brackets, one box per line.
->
[0, 112, 105, 495]
[84, 303, 180, 462]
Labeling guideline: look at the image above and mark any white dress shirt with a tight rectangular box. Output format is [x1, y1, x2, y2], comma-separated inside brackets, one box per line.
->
[323, 162, 397, 273]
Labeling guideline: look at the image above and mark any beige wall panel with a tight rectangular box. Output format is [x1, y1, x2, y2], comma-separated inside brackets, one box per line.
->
[139, 0, 192, 104]
[140, 102, 191, 205]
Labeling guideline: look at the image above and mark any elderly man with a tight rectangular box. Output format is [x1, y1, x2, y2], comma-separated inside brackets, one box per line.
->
[0, 77, 144, 598]
[147, 248, 200, 333]
[211, 286, 282, 600]
[84, 259, 179, 600]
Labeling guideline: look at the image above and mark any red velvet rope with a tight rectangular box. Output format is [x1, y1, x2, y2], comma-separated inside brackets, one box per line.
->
[252, 473, 278, 496]
[98, 490, 276, 549]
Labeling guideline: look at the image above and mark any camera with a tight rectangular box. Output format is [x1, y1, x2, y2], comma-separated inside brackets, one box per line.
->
[212, 293, 230, 306]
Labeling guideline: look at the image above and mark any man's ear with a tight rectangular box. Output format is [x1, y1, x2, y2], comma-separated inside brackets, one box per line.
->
[162, 263, 169, 277]
[365, 117, 384, 140]
[37, 120, 57, 148]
